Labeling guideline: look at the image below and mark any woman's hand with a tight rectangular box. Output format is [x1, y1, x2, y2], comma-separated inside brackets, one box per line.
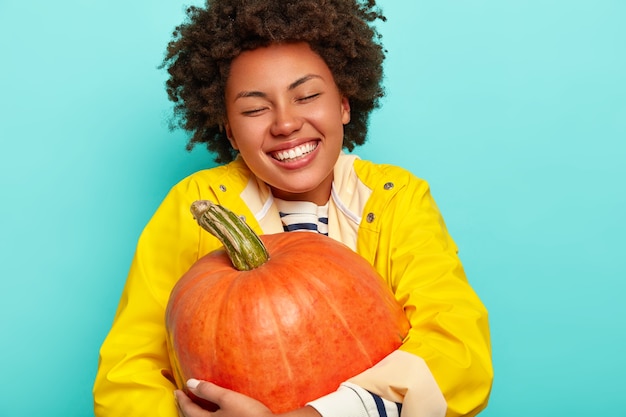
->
[174, 379, 321, 417]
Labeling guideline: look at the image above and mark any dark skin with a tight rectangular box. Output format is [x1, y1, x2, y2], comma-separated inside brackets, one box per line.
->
[175, 380, 321, 417]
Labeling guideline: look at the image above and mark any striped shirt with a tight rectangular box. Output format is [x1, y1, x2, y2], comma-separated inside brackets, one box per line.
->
[276, 199, 329, 235]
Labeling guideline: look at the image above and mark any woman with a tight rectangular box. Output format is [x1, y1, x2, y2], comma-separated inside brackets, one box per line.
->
[93, 1, 493, 416]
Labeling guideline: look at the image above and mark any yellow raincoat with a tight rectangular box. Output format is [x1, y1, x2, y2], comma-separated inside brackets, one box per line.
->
[93, 154, 492, 416]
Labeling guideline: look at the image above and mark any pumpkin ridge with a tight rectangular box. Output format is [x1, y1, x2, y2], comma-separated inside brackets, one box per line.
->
[258, 268, 298, 399]
[299, 258, 374, 364]
[212, 272, 242, 387]
[194, 272, 234, 379]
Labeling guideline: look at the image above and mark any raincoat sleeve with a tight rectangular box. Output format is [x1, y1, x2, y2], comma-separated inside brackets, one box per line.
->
[93, 176, 219, 417]
[350, 170, 493, 417]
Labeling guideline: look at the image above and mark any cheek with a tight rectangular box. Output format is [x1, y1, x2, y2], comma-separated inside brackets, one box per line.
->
[309, 106, 346, 130]
[230, 121, 264, 149]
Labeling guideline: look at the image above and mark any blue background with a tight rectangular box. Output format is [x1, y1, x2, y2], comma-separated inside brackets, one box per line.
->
[1, 0, 624, 415]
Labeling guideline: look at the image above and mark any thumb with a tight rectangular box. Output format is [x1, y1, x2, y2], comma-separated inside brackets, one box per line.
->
[186, 379, 272, 415]
[185, 379, 220, 411]
[187, 379, 227, 402]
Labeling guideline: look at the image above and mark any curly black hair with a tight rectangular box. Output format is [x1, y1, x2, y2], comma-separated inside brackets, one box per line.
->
[162, 0, 386, 163]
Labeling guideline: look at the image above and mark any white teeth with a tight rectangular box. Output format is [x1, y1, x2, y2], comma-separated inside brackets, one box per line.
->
[273, 142, 317, 162]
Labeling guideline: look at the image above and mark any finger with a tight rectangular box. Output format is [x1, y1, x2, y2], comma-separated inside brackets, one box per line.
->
[185, 379, 221, 412]
[186, 378, 218, 400]
[174, 390, 186, 416]
[175, 388, 209, 417]
[186, 379, 273, 416]
[187, 379, 233, 407]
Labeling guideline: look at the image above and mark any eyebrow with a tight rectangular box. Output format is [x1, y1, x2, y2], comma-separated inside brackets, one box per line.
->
[235, 74, 323, 100]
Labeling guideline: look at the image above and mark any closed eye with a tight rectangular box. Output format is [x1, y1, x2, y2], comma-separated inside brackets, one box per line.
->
[297, 93, 321, 103]
[241, 107, 268, 116]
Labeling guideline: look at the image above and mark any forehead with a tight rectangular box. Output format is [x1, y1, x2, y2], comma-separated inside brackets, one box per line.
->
[226, 42, 335, 92]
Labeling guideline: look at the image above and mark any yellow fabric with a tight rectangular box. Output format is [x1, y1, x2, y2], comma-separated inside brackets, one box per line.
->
[350, 159, 493, 417]
[93, 156, 493, 416]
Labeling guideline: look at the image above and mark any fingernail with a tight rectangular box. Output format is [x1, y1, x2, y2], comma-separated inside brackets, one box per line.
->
[187, 378, 200, 389]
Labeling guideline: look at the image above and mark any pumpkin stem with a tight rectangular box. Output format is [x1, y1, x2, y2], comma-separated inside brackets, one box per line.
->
[191, 200, 269, 271]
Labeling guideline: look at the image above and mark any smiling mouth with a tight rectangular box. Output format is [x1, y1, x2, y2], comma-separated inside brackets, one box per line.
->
[271, 141, 318, 162]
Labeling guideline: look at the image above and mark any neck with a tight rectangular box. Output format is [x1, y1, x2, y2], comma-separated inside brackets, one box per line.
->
[270, 174, 333, 206]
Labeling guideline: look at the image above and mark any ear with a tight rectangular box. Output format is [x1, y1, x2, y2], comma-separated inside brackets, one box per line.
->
[341, 96, 351, 125]
[224, 122, 238, 150]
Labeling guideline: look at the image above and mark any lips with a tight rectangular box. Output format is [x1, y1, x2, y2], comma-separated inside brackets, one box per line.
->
[271, 141, 318, 162]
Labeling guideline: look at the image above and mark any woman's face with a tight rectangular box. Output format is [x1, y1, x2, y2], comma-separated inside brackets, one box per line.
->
[224, 42, 350, 205]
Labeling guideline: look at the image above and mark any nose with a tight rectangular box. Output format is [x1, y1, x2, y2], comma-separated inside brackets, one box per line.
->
[270, 104, 303, 137]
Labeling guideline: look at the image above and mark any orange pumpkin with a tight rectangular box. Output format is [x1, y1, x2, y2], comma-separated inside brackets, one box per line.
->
[166, 201, 409, 413]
